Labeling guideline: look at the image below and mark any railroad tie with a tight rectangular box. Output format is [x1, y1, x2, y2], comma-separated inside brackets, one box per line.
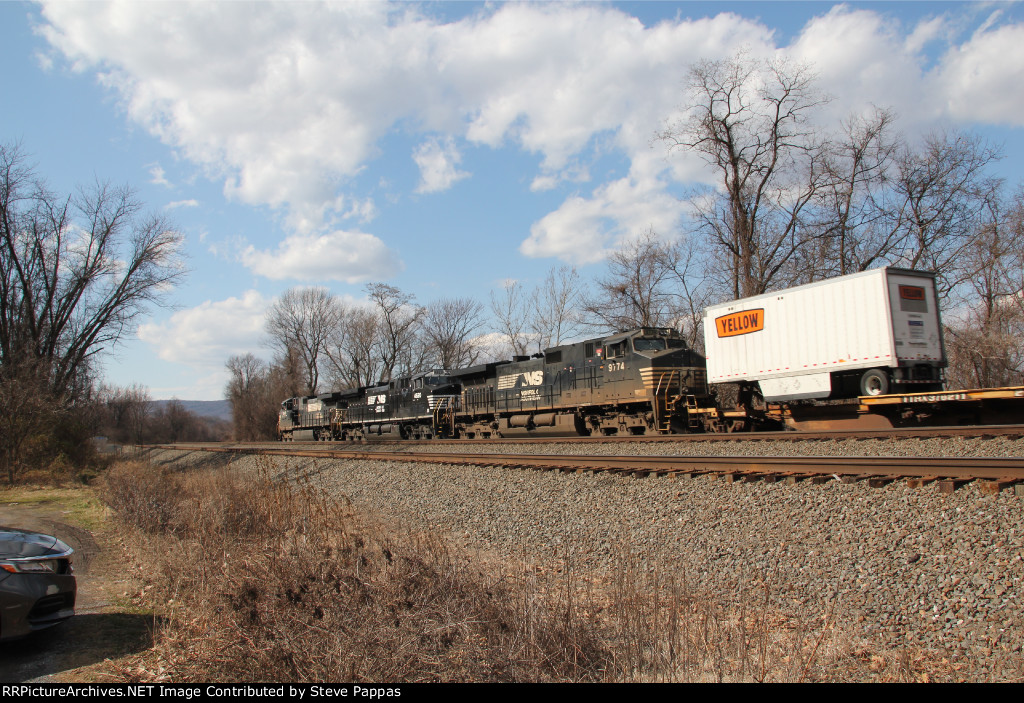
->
[867, 475, 900, 488]
[979, 480, 1017, 495]
[937, 478, 971, 494]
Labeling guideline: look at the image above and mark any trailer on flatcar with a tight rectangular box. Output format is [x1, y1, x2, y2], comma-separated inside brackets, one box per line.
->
[703, 267, 946, 402]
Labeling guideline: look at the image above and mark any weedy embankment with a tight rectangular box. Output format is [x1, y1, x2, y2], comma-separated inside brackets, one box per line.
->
[98, 457, 845, 682]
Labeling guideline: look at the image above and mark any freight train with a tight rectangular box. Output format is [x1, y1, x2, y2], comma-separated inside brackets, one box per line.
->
[278, 267, 953, 440]
[278, 326, 731, 440]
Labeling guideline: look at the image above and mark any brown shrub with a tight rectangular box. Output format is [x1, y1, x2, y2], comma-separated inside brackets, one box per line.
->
[101, 460, 611, 682]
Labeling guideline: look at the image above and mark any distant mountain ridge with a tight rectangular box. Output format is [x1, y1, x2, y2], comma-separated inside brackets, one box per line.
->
[153, 399, 232, 423]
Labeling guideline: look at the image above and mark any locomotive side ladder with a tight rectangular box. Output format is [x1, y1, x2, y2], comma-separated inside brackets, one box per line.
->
[432, 396, 456, 438]
[652, 369, 681, 433]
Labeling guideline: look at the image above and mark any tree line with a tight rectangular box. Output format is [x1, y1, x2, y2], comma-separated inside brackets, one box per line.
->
[94, 383, 229, 446]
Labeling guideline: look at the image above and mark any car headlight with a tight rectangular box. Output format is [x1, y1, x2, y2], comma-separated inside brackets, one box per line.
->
[1, 559, 59, 573]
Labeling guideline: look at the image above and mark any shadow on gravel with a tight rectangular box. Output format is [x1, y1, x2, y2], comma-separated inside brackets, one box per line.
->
[0, 612, 156, 683]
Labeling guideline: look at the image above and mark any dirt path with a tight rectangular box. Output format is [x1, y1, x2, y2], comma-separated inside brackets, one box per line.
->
[0, 494, 152, 683]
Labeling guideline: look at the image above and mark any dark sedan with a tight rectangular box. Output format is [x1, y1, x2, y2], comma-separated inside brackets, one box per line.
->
[0, 527, 76, 640]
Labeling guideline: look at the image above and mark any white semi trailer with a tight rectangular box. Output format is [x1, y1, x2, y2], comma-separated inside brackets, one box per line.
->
[703, 268, 946, 402]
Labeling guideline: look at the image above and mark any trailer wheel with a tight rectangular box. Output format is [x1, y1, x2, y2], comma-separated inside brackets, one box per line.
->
[860, 369, 889, 396]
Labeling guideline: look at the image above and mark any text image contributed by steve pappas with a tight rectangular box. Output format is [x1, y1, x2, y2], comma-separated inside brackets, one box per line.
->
[1, 685, 404, 700]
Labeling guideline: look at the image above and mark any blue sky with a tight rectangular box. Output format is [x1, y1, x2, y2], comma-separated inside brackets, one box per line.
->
[2, 1, 1023, 400]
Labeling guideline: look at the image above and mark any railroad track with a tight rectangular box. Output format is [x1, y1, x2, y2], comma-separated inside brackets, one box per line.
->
[148, 442, 1024, 494]
[168, 423, 1024, 453]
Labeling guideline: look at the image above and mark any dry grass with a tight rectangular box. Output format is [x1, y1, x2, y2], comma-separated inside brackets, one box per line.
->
[97, 458, 925, 682]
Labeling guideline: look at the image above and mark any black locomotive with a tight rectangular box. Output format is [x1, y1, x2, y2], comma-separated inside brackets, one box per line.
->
[277, 327, 725, 440]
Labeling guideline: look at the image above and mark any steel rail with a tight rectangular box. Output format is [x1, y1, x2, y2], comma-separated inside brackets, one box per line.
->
[179, 423, 1024, 453]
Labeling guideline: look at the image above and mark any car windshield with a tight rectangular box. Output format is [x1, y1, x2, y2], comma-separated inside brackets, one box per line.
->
[633, 338, 667, 351]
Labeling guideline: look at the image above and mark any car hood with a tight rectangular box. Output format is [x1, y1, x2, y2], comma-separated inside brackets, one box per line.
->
[0, 527, 71, 559]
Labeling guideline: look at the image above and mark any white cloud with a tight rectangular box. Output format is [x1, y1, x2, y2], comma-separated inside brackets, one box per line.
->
[521, 172, 689, 265]
[34, 50, 54, 72]
[148, 163, 170, 187]
[904, 15, 948, 55]
[413, 136, 469, 193]
[138, 290, 270, 368]
[530, 162, 590, 192]
[36, 2, 1024, 254]
[342, 196, 377, 223]
[786, 7, 940, 126]
[240, 230, 402, 283]
[938, 21, 1024, 125]
[36, 2, 771, 229]
[786, 6, 1024, 129]
[165, 199, 198, 210]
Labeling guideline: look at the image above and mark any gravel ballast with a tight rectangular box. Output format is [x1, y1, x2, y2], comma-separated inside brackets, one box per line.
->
[145, 444, 1024, 680]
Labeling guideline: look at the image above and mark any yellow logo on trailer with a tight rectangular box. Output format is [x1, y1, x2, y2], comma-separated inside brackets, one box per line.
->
[715, 309, 765, 338]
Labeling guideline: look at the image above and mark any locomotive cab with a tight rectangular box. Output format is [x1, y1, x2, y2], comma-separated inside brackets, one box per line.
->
[277, 395, 333, 441]
[595, 328, 710, 434]
[277, 398, 299, 440]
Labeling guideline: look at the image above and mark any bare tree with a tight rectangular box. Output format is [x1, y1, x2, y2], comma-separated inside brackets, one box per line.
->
[490, 280, 531, 357]
[420, 297, 486, 369]
[225, 353, 288, 441]
[530, 266, 584, 351]
[890, 131, 1003, 298]
[265, 287, 343, 395]
[663, 234, 714, 351]
[97, 382, 152, 444]
[330, 307, 383, 388]
[814, 107, 903, 277]
[943, 187, 1024, 388]
[167, 399, 195, 443]
[0, 361, 56, 484]
[0, 142, 184, 396]
[366, 283, 422, 381]
[658, 53, 829, 297]
[122, 383, 152, 445]
[583, 229, 680, 332]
